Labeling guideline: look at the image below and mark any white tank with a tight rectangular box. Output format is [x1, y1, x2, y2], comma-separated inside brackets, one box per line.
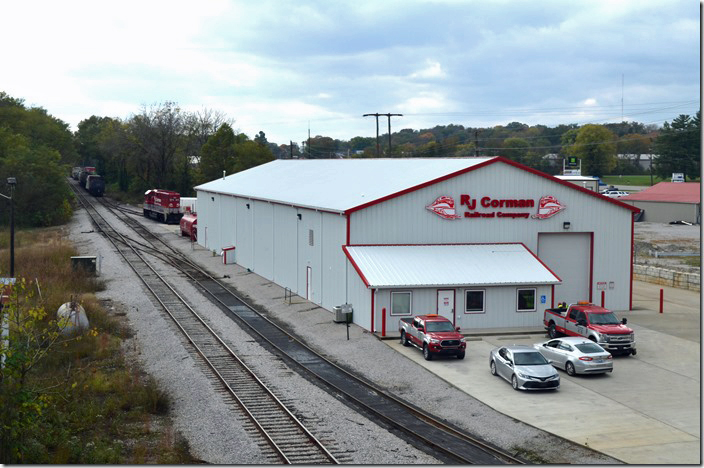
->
[57, 301, 90, 335]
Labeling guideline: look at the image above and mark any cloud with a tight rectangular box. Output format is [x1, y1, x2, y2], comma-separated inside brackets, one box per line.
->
[0, 0, 698, 142]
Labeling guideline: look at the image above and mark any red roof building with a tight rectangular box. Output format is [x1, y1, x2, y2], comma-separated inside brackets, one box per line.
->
[621, 182, 701, 224]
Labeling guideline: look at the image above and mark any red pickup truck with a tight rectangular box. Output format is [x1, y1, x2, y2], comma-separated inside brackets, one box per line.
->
[399, 315, 466, 360]
[544, 302, 636, 355]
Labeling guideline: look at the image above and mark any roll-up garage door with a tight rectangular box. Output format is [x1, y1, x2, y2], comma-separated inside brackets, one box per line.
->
[537, 233, 591, 305]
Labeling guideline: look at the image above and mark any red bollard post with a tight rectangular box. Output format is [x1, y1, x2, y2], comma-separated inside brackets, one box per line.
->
[382, 307, 386, 337]
[660, 289, 664, 314]
[601, 290, 605, 307]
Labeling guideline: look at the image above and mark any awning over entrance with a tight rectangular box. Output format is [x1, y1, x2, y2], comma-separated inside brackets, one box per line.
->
[343, 244, 561, 288]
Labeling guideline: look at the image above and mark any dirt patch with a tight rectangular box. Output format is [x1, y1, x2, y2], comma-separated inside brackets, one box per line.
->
[634, 222, 700, 272]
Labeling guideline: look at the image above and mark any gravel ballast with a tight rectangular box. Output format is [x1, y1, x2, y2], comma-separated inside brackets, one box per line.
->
[68, 203, 619, 464]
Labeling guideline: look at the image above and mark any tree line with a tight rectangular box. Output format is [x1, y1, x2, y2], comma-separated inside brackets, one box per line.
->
[0, 90, 699, 228]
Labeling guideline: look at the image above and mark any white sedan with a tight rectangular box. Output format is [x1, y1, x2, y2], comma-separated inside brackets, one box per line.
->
[534, 337, 613, 376]
[601, 190, 629, 198]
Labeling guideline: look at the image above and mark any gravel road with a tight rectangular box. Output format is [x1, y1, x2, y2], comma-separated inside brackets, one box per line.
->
[68, 203, 620, 464]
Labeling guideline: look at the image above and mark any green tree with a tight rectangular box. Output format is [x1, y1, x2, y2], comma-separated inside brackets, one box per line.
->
[199, 123, 237, 182]
[502, 137, 530, 164]
[0, 93, 74, 227]
[233, 140, 274, 173]
[565, 125, 617, 177]
[653, 112, 701, 181]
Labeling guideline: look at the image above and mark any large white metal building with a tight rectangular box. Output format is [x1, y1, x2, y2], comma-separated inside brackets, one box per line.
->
[195, 157, 639, 334]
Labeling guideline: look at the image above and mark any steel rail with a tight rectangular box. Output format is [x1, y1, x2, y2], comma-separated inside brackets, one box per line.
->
[69, 181, 338, 464]
[93, 188, 525, 464]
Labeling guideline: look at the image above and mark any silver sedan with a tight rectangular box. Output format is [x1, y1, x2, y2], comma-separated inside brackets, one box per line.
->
[489, 345, 560, 391]
[534, 337, 613, 376]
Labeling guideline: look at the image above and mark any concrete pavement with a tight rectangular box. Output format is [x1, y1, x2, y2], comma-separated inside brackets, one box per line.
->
[154, 223, 700, 464]
[383, 280, 701, 464]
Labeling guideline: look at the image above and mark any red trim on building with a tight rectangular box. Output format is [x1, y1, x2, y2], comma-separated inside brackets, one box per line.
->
[629, 214, 634, 310]
[588, 232, 594, 303]
[371, 289, 375, 333]
[346, 213, 351, 246]
[341, 245, 371, 287]
[345, 158, 498, 214]
[343, 157, 641, 215]
[551, 284, 555, 308]
[519, 242, 562, 283]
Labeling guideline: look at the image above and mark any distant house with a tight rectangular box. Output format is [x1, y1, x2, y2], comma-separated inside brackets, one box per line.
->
[621, 182, 700, 224]
[617, 154, 658, 171]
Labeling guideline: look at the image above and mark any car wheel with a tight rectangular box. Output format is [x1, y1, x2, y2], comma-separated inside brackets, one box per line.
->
[548, 323, 559, 339]
[400, 331, 409, 347]
[490, 360, 497, 376]
[456, 351, 465, 360]
[423, 344, 432, 361]
[566, 361, 576, 376]
[631, 349, 637, 356]
[588, 336, 597, 342]
[511, 374, 519, 390]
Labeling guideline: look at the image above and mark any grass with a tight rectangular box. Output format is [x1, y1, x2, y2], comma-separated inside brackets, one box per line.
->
[0, 226, 198, 464]
[600, 175, 664, 187]
[682, 256, 701, 268]
[601, 174, 699, 187]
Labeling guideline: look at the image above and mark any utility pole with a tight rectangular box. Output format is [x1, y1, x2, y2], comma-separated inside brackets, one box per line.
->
[364, 113, 402, 157]
[474, 130, 479, 157]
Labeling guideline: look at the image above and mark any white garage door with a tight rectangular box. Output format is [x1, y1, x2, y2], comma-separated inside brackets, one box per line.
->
[538, 233, 591, 305]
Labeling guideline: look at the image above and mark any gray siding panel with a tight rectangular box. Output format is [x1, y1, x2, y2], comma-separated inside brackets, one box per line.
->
[253, 200, 274, 279]
[273, 204, 298, 291]
[351, 162, 632, 311]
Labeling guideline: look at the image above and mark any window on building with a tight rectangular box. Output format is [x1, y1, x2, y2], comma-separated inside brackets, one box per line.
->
[517, 288, 536, 312]
[391, 291, 412, 316]
[308, 229, 314, 246]
[464, 289, 485, 313]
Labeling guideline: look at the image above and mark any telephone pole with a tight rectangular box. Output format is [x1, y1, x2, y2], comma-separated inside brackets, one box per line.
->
[364, 113, 403, 157]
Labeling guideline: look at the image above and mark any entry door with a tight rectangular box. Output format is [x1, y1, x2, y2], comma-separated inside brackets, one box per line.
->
[437, 289, 455, 325]
[306, 266, 312, 300]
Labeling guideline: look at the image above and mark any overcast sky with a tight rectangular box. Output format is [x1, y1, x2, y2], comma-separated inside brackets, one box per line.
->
[2, 0, 699, 145]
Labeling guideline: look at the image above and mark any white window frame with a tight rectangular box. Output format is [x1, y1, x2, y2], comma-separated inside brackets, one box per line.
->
[516, 288, 537, 312]
[464, 289, 486, 314]
[390, 291, 412, 316]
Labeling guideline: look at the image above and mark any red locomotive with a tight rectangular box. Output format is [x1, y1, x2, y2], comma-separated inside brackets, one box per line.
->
[143, 189, 183, 224]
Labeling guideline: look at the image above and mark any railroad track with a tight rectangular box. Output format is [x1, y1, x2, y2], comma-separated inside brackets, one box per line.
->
[69, 182, 338, 464]
[71, 181, 525, 464]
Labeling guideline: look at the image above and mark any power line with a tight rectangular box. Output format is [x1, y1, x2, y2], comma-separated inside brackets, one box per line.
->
[363, 113, 403, 157]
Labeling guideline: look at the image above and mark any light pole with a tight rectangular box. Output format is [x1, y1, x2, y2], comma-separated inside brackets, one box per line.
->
[0, 178, 16, 277]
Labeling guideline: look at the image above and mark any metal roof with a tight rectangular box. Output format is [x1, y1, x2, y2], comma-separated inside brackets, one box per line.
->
[195, 158, 494, 213]
[621, 182, 700, 204]
[343, 244, 561, 288]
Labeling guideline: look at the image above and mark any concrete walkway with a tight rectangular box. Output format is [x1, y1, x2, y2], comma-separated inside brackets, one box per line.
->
[383, 280, 700, 464]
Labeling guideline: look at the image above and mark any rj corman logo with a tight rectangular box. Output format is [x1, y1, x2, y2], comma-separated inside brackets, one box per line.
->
[427, 194, 566, 220]
[531, 195, 566, 219]
[426, 196, 462, 219]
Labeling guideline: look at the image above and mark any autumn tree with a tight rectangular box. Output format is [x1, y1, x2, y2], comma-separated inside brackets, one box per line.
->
[565, 124, 617, 177]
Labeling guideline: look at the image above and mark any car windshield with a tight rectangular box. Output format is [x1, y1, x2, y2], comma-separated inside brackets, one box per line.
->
[575, 343, 605, 354]
[513, 351, 548, 365]
[589, 312, 620, 325]
[425, 321, 455, 332]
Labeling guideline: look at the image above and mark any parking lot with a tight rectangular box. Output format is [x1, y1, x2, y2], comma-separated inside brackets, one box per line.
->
[384, 281, 700, 464]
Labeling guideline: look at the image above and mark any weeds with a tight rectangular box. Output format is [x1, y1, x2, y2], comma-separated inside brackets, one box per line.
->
[0, 226, 196, 464]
